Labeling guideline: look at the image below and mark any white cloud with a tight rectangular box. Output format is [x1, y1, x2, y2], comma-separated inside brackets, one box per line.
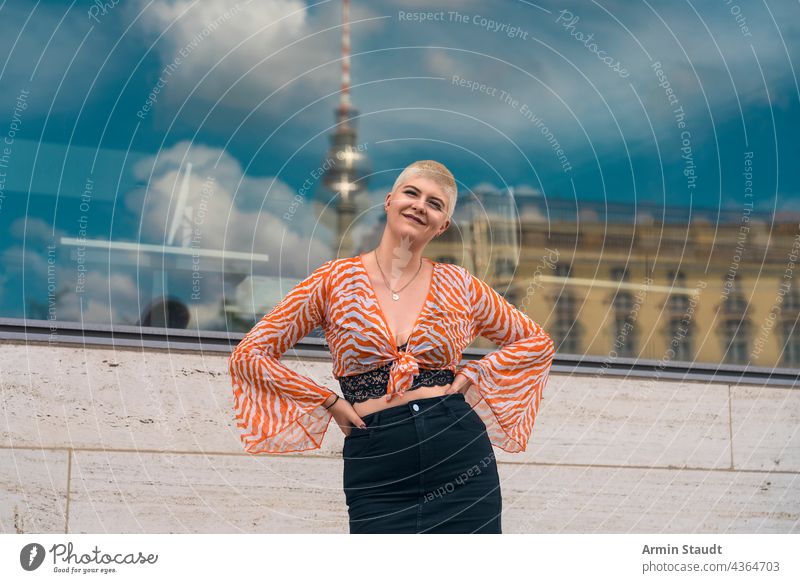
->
[1, 230, 143, 326]
[2, 245, 50, 277]
[470, 181, 499, 193]
[126, 140, 332, 277]
[188, 299, 229, 329]
[9, 216, 62, 243]
[133, 0, 384, 115]
[513, 184, 543, 197]
[520, 205, 547, 223]
[55, 270, 141, 325]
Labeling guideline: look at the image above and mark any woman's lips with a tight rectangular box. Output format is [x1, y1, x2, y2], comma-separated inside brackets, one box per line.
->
[403, 213, 425, 225]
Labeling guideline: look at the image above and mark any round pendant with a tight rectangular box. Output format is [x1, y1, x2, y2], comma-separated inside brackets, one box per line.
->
[392, 292, 399, 301]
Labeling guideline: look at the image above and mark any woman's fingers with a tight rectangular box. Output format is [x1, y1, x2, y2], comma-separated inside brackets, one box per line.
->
[349, 411, 366, 429]
[442, 383, 459, 394]
[444, 380, 469, 394]
[333, 412, 354, 435]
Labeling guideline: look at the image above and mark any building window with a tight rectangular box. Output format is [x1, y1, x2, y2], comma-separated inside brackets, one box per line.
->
[783, 289, 800, 311]
[723, 294, 748, 315]
[667, 270, 690, 313]
[554, 263, 572, 278]
[611, 266, 629, 282]
[553, 292, 581, 353]
[553, 317, 581, 353]
[496, 257, 516, 277]
[780, 319, 799, 367]
[612, 314, 637, 357]
[667, 269, 686, 285]
[555, 293, 578, 314]
[613, 290, 635, 311]
[609, 274, 637, 356]
[668, 294, 690, 312]
[721, 318, 751, 364]
[666, 317, 694, 361]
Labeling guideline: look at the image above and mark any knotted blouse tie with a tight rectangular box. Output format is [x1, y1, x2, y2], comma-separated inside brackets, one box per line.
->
[387, 346, 420, 399]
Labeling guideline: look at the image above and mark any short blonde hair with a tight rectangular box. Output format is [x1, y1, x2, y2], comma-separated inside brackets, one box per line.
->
[391, 160, 457, 220]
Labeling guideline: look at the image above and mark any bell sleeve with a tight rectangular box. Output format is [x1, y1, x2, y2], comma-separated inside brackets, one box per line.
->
[456, 270, 556, 453]
[228, 259, 338, 454]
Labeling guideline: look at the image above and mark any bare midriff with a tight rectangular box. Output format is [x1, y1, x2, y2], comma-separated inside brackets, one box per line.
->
[352, 383, 454, 418]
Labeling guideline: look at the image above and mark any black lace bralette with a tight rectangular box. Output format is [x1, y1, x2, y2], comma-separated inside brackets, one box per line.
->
[337, 342, 456, 404]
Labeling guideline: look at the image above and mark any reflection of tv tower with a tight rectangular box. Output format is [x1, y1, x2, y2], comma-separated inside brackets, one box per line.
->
[318, 0, 370, 259]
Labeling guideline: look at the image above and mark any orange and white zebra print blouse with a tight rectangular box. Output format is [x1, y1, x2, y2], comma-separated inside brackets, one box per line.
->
[228, 256, 555, 455]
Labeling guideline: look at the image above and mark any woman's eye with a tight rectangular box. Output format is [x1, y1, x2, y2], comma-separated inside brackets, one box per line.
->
[405, 189, 441, 209]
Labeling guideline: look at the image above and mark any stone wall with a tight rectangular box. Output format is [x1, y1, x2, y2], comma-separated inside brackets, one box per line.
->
[1, 341, 797, 533]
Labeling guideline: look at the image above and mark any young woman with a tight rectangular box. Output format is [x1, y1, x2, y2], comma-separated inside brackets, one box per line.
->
[229, 160, 555, 534]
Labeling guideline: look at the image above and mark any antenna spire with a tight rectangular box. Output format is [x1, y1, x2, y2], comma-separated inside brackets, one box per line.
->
[337, 0, 351, 125]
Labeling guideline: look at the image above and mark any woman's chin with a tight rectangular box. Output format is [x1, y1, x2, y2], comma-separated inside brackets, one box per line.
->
[394, 223, 422, 237]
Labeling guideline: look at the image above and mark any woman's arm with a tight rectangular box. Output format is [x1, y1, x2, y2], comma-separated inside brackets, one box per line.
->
[228, 259, 338, 454]
[456, 269, 556, 452]
[321, 394, 339, 408]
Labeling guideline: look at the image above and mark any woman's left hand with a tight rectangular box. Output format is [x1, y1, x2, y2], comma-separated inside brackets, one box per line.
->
[443, 372, 472, 395]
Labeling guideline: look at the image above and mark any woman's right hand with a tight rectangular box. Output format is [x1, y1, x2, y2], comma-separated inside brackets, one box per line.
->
[329, 399, 366, 437]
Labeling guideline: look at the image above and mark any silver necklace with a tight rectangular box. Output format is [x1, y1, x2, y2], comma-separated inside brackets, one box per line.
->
[373, 250, 423, 301]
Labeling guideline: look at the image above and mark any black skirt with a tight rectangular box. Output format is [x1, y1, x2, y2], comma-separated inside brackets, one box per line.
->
[342, 393, 502, 534]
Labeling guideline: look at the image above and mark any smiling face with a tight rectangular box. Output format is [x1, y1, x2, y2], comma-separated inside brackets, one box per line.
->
[385, 176, 451, 245]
